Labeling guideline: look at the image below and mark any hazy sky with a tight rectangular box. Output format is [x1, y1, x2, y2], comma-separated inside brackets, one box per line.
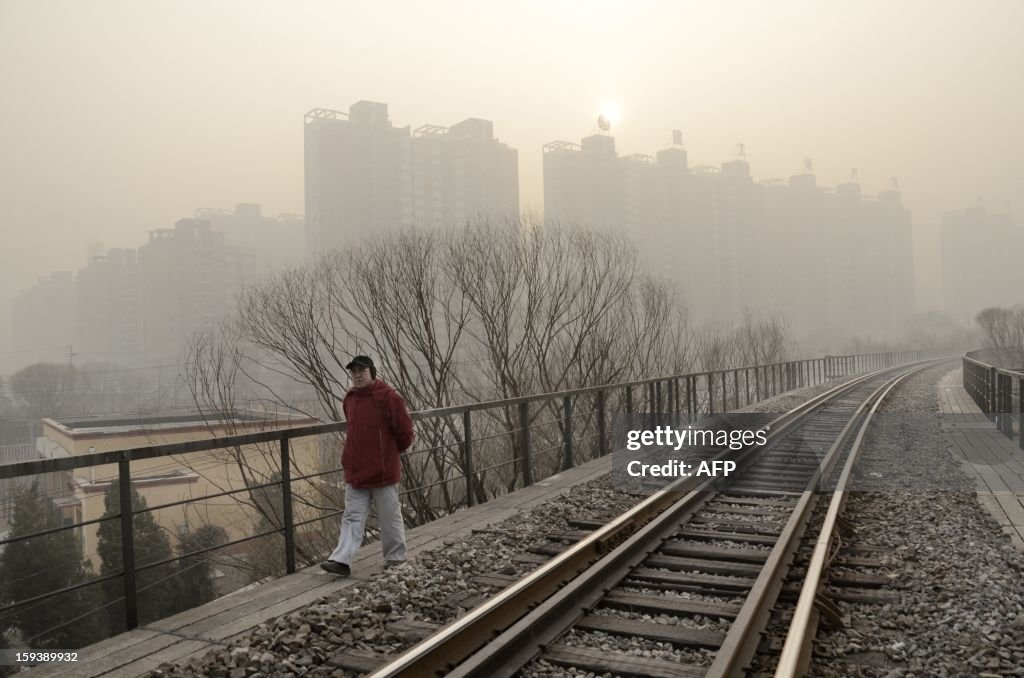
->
[2, 0, 1022, 358]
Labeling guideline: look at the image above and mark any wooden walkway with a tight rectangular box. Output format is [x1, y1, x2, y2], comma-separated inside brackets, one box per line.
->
[939, 367, 1024, 550]
[28, 457, 610, 677]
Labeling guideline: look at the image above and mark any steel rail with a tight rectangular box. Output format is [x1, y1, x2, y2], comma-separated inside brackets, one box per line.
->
[772, 360, 946, 677]
[706, 358, 945, 678]
[365, 363, 916, 678]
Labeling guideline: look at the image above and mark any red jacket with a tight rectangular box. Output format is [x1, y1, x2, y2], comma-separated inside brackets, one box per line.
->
[342, 379, 415, 489]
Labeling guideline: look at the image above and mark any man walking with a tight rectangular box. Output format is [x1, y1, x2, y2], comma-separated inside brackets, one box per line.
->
[321, 355, 415, 576]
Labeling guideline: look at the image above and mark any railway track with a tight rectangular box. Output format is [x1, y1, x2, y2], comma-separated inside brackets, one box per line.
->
[357, 360, 942, 678]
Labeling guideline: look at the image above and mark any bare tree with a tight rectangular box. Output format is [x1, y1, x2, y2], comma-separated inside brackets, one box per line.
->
[733, 310, 793, 367]
[183, 326, 336, 583]
[183, 216, 700, 539]
[975, 306, 1024, 366]
[8, 363, 83, 420]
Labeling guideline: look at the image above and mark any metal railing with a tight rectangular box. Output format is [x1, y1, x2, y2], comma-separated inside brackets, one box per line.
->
[0, 348, 932, 639]
[963, 348, 1024, 447]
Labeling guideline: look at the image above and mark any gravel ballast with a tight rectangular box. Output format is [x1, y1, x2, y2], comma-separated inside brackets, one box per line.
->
[807, 363, 1024, 677]
[146, 480, 639, 677]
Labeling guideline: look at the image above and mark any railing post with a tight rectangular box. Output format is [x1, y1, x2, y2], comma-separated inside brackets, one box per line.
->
[280, 435, 296, 574]
[674, 378, 681, 419]
[119, 459, 138, 630]
[1006, 375, 1014, 436]
[625, 386, 633, 415]
[687, 376, 695, 415]
[733, 371, 740, 409]
[755, 366, 761, 400]
[464, 410, 475, 506]
[519, 402, 533, 486]
[998, 374, 1005, 433]
[708, 374, 715, 414]
[562, 396, 574, 470]
[989, 366, 998, 420]
[1000, 374, 1012, 436]
[655, 380, 663, 414]
[596, 390, 608, 456]
[1019, 377, 1023, 451]
[721, 372, 728, 411]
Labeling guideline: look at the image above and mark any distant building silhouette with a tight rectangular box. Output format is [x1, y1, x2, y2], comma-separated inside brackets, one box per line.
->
[541, 133, 916, 343]
[138, 219, 235, 365]
[8, 205, 302, 370]
[76, 249, 142, 365]
[544, 135, 625, 233]
[11, 272, 76, 364]
[305, 101, 518, 254]
[195, 203, 305, 276]
[411, 118, 518, 230]
[305, 102, 412, 254]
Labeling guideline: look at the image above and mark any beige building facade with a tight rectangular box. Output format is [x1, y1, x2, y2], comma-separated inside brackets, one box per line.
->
[36, 412, 323, 571]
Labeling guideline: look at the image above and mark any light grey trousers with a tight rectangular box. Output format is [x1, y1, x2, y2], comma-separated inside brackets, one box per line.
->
[328, 482, 407, 566]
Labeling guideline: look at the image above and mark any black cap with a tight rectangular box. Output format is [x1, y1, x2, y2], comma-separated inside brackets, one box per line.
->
[345, 355, 375, 371]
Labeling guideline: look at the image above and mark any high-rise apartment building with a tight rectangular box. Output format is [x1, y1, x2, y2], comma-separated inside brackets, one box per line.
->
[410, 118, 518, 229]
[138, 218, 233, 364]
[542, 134, 744, 323]
[11, 205, 299, 370]
[11, 272, 76, 366]
[195, 203, 304, 276]
[446, 118, 519, 227]
[543, 135, 625, 231]
[305, 102, 413, 255]
[76, 249, 142, 364]
[541, 133, 917, 342]
[305, 101, 518, 254]
[871, 188, 915, 338]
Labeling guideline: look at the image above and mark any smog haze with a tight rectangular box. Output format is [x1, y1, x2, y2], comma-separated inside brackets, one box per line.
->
[1, 0, 1022, 362]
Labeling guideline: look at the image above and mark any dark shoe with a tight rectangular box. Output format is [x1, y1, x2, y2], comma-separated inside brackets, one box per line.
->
[320, 560, 350, 576]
